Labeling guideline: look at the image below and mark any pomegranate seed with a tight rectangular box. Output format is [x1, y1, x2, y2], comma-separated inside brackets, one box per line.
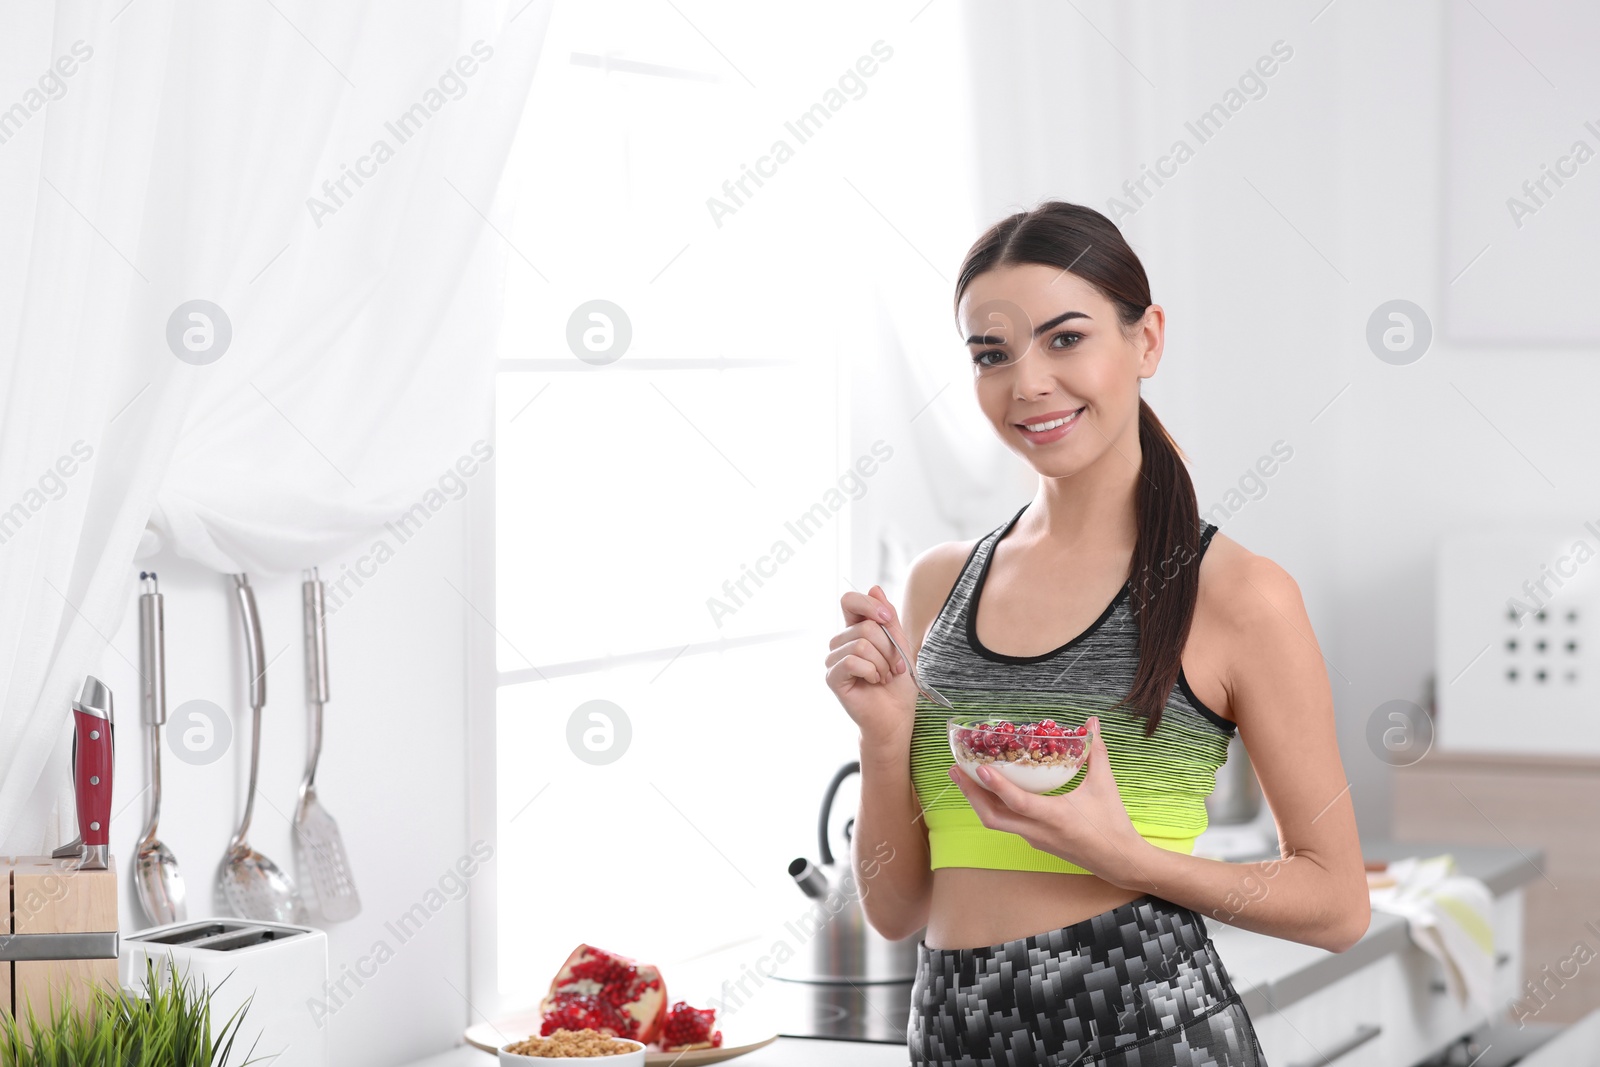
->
[660, 1001, 723, 1051]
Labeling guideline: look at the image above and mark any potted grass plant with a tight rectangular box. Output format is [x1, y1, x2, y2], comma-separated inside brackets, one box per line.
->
[0, 955, 264, 1066]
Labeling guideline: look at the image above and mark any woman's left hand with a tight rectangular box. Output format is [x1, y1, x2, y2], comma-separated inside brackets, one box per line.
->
[947, 715, 1153, 887]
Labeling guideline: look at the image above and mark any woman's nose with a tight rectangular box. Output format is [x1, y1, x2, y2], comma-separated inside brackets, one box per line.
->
[1011, 343, 1058, 397]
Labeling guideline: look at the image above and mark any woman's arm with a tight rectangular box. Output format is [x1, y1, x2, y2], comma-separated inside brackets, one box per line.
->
[1108, 554, 1370, 951]
[851, 544, 968, 942]
[853, 736, 932, 941]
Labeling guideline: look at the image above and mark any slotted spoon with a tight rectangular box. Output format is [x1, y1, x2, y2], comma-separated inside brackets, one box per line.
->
[292, 567, 361, 922]
[217, 572, 302, 924]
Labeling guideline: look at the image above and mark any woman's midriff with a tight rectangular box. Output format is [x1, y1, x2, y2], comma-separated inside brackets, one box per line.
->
[923, 867, 1146, 949]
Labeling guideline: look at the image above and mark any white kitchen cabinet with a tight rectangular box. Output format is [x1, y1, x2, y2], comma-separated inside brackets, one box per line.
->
[1249, 887, 1525, 1067]
[1384, 887, 1524, 1066]
[1249, 958, 1390, 1066]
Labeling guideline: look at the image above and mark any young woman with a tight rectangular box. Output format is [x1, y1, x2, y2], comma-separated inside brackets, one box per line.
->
[824, 201, 1369, 1066]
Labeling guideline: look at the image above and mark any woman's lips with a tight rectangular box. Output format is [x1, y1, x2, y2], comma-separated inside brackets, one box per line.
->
[1015, 407, 1084, 445]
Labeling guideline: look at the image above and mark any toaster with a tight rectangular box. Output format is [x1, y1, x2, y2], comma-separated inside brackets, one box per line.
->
[119, 918, 328, 1066]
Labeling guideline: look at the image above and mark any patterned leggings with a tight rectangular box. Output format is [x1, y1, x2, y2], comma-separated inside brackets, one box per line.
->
[908, 893, 1267, 1066]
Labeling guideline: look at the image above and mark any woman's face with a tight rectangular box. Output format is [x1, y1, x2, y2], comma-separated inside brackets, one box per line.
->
[955, 263, 1163, 476]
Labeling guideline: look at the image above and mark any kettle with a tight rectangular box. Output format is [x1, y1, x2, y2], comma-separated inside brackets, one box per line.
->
[782, 762, 923, 984]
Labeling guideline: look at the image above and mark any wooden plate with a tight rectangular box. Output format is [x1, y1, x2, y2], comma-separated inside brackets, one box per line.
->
[464, 1010, 779, 1064]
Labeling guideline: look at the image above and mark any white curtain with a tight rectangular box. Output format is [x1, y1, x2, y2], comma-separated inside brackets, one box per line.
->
[840, 2, 1034, 599]
[0, 0, 552, 854]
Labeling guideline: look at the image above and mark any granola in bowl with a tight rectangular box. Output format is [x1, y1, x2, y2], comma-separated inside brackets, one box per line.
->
[948, 716, 1092, 793]
[501, 1028, 646, 1062]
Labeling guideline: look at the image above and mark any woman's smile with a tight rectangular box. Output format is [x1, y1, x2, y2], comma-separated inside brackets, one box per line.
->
[1014, 406, 1085, 445]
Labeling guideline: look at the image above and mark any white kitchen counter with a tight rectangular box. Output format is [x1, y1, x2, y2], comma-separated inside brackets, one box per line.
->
[399, 839, 1545, 1067]
[402, 1037, 910, 1066]
[1216, 838, 1543, 1019]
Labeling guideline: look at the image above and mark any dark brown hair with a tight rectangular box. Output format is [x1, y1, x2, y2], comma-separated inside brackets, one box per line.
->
[953, 200, 1202, 736]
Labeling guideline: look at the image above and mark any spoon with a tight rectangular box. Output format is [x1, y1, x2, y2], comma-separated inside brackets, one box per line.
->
[217, 572, 302, 924]
[134, 572, 186, 926]
[879, 622, 955, 709]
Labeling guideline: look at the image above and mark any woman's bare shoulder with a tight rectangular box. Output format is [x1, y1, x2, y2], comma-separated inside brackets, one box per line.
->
[901, 538, 982, 651]
[1199, 529, 1310, 634]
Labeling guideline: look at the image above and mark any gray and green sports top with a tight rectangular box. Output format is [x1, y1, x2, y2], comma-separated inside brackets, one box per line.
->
[910, 501, 1236, 875]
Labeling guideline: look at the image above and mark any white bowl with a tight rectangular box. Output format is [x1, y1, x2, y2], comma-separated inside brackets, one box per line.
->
[499, 1035, 646, 1064]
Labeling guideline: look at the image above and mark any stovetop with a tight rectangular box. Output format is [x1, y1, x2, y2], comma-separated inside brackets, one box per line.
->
[768, 976, 912, 1045]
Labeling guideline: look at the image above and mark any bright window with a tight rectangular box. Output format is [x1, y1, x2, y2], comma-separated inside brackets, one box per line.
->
[472, 0, 891, 1015]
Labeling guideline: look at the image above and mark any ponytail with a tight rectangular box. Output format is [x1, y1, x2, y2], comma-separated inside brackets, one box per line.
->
[1114, 397, 1202, 735]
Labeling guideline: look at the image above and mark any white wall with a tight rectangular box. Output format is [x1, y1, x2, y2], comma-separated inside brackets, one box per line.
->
[94, 500, 473, 1067]
[1145, 0, 1600, 840]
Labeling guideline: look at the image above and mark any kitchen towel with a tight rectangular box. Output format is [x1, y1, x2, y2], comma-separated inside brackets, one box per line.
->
[1369, 853, 1496, 1016]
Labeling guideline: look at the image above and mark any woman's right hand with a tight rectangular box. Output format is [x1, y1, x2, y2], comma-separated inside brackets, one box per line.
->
[825, 585, 919, 749]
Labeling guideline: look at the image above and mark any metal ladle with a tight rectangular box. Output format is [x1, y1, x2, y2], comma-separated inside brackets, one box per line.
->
[217, 572, 302, 924]
[133, 572, 186, 925]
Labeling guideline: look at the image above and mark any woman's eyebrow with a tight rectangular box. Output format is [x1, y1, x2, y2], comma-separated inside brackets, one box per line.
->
[965, 309, 1092, 345]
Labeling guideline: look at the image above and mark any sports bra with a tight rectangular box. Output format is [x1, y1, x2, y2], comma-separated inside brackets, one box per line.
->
[909, 501, 1236, 875]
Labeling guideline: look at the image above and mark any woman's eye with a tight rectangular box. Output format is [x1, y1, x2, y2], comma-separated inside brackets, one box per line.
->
[971, 333, 1081, 366]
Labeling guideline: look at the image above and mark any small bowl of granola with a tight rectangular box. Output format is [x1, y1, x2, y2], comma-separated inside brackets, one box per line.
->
[948, 716, 1093, 793]
[500, 1028, 646, 1064]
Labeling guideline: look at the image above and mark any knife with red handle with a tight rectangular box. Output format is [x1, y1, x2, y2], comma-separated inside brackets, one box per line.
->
[72, 676, 114, 871]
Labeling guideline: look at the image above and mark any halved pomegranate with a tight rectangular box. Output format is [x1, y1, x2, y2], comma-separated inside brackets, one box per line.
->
[660, 1000, 723, 1052]
[538, 992, 631, 1037]
[538, 944, 667, 1043]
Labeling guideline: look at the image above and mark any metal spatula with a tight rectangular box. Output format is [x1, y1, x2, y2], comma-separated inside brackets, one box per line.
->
[217, 572, 302, 924]
[292, 568, 361, 922]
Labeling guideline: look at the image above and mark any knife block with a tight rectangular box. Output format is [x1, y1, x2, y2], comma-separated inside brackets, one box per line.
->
[1, 856, 120, 1031]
